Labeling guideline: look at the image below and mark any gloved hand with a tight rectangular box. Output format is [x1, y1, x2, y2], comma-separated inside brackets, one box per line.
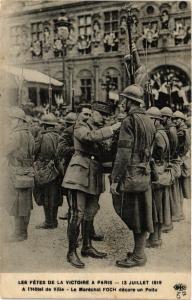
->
[110, 122, 121, 132]
[110, 182, 119, 195]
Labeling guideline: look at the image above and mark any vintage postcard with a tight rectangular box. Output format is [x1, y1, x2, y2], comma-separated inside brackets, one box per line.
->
[0, 0, 191, 299]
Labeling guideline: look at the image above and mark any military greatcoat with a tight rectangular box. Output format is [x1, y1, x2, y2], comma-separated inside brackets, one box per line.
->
[111, 107, 156, 233]
[151, 124, 172, 227]
[33, 127, 63, 207]
[63, 119, 114, 195]
[6, 124, 35, 216]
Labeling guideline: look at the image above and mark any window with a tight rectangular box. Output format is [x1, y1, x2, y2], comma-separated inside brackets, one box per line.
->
[78, 15, 92, 54]
[78, 15, 91, 37]
[146, 5, 155, 15]
[10, 26, 22, 45]
[179, 1, 188, 10]
[31, 22, 43, 42]
[80, 79, 92, 102]
[104, 10, 119, 52]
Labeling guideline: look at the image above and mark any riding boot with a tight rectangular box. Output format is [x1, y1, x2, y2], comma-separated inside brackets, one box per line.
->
[81, 221, 107, 258]
[90, 220, 104, 241]
[67, 222, 84, 269]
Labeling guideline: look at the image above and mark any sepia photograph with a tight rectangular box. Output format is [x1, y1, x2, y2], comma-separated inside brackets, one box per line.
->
[0, 0, 191, 299]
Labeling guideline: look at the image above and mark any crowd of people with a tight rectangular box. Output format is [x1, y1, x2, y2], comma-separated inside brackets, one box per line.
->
[5, 84, 191, 269]
[4, 44, 191, 270]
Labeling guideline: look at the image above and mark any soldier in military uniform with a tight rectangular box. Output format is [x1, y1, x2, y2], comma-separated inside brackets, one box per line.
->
[6, 107, 35, 242]
[34, 114, 63, 229]
[63, 103, 121, 268]
[160, 107, 182, 226]
[146, 107, 171, 248]
[57, 112, 77, 220]
[110, 84, 156, 268]
[173, 111, 190, 199]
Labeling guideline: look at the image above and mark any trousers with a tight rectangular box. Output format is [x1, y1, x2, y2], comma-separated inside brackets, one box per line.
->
[68, 190, 99, 226]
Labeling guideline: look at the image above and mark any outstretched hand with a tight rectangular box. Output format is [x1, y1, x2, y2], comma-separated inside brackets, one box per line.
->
[110, 182, 119, 195]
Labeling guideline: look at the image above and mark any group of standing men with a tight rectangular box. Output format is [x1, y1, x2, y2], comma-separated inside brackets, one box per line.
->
[5, 80, 190, 269]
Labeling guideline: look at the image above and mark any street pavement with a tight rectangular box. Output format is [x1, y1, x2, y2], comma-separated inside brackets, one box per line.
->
[1, 187, 191, 273]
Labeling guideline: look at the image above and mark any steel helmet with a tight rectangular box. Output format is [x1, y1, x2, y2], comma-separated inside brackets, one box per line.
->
[64, 112, 77, 124]
[8, 107, 26, 121]
[146, 107, 163, 120]
[41, 113, 58, 126]
[161, 107, 173, 117]
[173, 111, 186, 120]
[120, 84, 144, 104]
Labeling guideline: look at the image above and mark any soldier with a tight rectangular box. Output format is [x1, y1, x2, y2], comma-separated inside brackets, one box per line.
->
[110, 84, 156, 268]
[161, 107, 178, 159]
[63, 103, 121, 268]
[146, 107, 172, 248]
[30, 117, 41, 140]
[34, 114, 63, 229]
[6, 107, 35, 242]
[173, 111, 190, 200]
[161, 107, 182, 227]
[57, 112, 78, 220]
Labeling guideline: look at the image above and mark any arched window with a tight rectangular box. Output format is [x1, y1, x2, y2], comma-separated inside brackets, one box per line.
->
[149, 65, 190, 111]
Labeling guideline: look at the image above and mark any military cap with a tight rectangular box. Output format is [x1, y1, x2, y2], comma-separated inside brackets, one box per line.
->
[64, 112, 77, 124]
[120, 84, 144, 104]
[92, 101, 111, 115]
[173, 111, 186, 120]
[8, 107, 26, 121]
[40, 113, 58, 126]
[161, 107, 173, 117]
[146, 107, 163, 120]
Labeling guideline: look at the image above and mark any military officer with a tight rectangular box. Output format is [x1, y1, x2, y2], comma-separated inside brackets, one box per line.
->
[63, 103, 121, 268]
[110, 84, 156, 268]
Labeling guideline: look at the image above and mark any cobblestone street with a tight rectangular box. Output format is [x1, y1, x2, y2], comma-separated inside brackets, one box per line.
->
[1, 185, 190, 274]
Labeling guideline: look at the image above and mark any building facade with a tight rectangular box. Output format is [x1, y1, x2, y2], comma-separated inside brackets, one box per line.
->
[1, 0, 191, 110]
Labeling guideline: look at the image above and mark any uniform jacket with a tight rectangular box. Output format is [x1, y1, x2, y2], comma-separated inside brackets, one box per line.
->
[111, 107, 156, 183]
[35, 128, 59, 161]
[63, 119, 113, 195]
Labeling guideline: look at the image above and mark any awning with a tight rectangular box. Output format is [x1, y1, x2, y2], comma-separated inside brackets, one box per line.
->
[0, 65, 63, 87]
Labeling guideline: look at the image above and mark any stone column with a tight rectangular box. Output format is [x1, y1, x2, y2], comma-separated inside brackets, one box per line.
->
[93, 59, 99, 102]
